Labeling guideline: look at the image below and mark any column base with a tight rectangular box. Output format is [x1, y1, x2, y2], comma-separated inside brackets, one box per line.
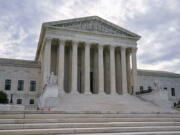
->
[122, 92, 129, 96]
[110, 90, 117, 95]
[98, 89, 105, 95]
[110, 90, 118, 95]
[70, 90, 80, 95]
[84, 92, 92, 95]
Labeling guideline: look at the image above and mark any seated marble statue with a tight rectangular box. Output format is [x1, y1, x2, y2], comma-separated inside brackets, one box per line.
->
[48, 72, 57, 86]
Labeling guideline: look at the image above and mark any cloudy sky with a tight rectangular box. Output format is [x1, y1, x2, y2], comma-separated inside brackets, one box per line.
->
[0, 0, 179, 73]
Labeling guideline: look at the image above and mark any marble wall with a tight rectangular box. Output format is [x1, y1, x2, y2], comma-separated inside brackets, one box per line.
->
[137, 73, 180, 105]
[0, 64, 41, 109]
[0, 62, 180, 109]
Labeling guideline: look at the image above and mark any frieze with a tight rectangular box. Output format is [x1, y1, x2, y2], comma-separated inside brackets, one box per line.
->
[54, 20, 132, 37]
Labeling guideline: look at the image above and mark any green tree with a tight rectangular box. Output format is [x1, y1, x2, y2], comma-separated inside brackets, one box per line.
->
[0, 91, 8, 104]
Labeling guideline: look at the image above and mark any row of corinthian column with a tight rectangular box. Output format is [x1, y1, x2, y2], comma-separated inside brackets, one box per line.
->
[43, 38, 137, 95]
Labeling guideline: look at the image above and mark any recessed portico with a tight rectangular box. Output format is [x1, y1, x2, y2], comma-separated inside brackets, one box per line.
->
[42, 38, 138, 95]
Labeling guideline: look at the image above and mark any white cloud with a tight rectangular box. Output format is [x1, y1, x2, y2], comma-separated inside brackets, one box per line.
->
[0, 0, 179, 73]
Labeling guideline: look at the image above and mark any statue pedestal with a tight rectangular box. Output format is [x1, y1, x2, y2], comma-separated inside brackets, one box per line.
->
[39, 72, 59, 109]
[38, 85, 59, 109]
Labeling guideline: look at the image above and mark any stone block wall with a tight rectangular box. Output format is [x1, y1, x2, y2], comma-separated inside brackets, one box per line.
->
[0, 64, 41, 109]
[137, 71, 180, 105]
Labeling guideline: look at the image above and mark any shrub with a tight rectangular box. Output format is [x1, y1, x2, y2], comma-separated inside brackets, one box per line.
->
[176, 101, 180, 108]
[0, 91, 8, 104]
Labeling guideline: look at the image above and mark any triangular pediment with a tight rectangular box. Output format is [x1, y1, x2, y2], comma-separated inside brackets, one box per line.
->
[44, 16, 140, 38]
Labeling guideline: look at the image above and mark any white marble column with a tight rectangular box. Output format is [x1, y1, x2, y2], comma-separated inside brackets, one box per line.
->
[132, 48, 138, 94]
[84, 43, 91, 94]
[71, 41, 78, 94]
[126, 49, 131, 94]
[43, 38, 51, 86]
[110, 46, 116, 94]
[98, 45, 104, 94]
[121, 46, 128, 94]
[58, 40, 65, 95]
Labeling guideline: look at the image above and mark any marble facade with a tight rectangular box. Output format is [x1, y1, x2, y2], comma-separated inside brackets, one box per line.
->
[39, 16, 140, 98]
[0, 16, 180, 111]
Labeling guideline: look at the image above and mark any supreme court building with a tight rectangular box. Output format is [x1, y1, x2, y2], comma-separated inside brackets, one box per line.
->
[39, 16, 139, 96]
[0, 16, 180, 111]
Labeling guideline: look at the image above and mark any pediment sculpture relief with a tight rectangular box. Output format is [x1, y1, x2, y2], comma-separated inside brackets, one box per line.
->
[54, 20, 132, 37]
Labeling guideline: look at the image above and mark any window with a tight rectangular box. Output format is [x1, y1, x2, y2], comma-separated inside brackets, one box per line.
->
[17, 99, 22, 104]
[5, 79, 11, 90]
[140, 86, 143, 92]
[171, 88, 175, 96]
[18, 80, 24, 91]
[29, 99, 34, 104]
[164, 87, 167, 90]
[30, 81, 36, 91]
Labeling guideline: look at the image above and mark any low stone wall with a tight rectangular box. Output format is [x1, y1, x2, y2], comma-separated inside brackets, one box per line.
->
[0, 104, 25, 111]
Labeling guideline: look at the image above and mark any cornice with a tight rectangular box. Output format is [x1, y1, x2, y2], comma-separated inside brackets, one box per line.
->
[138, 69, 180, 78]
[47, 26, 140, 41]
[0, 58, 40, 68]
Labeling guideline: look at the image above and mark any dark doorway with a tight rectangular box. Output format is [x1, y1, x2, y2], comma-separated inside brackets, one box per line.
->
[77, 45, 85, 93]
[79, 71, 82, 93]
[90, 72, 93, 93]
[64, 44, 72, 93]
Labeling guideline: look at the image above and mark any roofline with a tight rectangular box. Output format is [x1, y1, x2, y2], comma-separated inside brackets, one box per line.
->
[138, 69, 180, 74]
[0, 58, 40, 68]
[138, 69, 180, 78]
[43, 16, 141, 38]
[0, 58, 35, 62]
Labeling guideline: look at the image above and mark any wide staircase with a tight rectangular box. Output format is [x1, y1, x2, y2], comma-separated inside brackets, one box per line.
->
[0, 111, 180, 135]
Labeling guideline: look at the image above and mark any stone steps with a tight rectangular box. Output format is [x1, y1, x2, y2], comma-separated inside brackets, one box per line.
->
[1, 112, 180, 119]
[64, 132, 180, 135]
[1, 111, 180, 135]
[1, 126, 180, 135]
[1, 117, 180, 124]
[39, 94, 176, 113]
[1, 122, 180, 130]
